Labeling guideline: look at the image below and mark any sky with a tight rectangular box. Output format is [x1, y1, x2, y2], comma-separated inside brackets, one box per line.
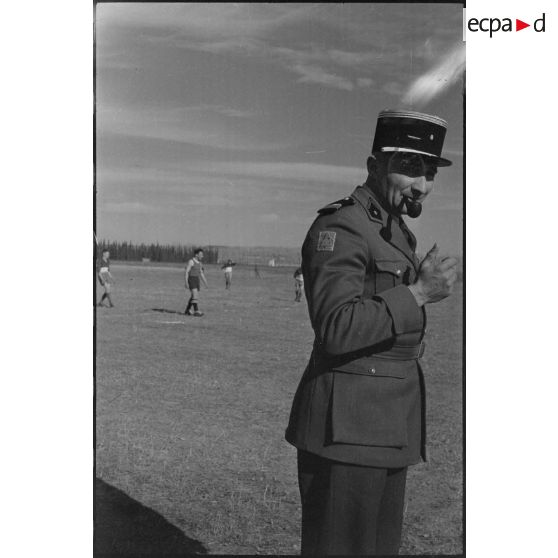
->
[96, 2, 464, 256]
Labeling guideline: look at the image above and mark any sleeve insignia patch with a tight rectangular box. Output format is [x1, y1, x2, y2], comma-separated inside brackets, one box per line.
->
[317, 231, 336, 251]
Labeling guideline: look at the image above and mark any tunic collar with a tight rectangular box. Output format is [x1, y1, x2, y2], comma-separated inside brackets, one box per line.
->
[351, 182, 419, 270]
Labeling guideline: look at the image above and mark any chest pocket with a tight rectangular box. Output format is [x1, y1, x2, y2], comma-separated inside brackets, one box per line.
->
[374, 259, 413, 293]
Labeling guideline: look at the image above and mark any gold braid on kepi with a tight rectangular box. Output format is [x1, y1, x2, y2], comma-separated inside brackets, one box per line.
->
[372, 109, 452, 167]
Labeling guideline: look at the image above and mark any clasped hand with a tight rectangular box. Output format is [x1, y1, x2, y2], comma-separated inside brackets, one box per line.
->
[409, 244, 458, 306]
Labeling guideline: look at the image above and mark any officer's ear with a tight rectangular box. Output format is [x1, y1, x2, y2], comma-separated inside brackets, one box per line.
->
[366, 156, 377, 175]
[367, 154, 385, 177]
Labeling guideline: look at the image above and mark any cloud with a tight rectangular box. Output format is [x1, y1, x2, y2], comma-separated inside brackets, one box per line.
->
[97, 105, 286, 152]
[327, 49, 383, 67]
[98, 3, 463, 97]
[97, 4, 405, 93]
[103, 201, 161, 214]
[271, 45, 383, 69]
[137, 36, 376, 92]
[291, 63, 354, 91]
[97, 4, 320, 49]
[271, 46, 389, 91]
[356, 77, 374, 88]
[98, 172, 247, 211]
[187, 161, 365, 186]
[317, 4, 463, 51]
[98, 161, 366, 200]
[171, 36, 264, 56]
[185, 194, 239, 208]
[383, 81, 405, 97]
[97, 166, 219, 189]
[258, 213, 280, 223]
[401, 43, 465, 107]
[190, 105, 258, 118]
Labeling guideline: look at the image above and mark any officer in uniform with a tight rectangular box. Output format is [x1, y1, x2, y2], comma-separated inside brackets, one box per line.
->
[285, 110, 458, 555]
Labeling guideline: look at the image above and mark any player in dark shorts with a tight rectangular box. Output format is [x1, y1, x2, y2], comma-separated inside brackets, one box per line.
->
[184, 248, 209, 316]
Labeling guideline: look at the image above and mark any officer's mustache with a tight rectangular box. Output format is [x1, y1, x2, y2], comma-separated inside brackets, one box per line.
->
[398, 197, 422, 218]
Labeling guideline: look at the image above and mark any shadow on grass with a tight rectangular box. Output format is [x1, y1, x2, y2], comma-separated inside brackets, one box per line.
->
[95, 478, 207, 557]
[150, 308, 185, 315]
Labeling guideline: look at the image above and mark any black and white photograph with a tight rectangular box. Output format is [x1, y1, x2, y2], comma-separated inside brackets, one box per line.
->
[94, 2, 463, 555]
[6, 0, 558, 557]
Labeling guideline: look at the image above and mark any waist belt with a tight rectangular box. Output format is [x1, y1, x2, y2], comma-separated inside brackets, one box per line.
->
[373, 342, 425, 360]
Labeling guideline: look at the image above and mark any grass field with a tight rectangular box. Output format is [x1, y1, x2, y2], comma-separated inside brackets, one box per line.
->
[95, 262, 463, 556]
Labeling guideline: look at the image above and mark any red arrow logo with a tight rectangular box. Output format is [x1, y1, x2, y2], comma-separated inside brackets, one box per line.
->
[516, 19, 530, 31]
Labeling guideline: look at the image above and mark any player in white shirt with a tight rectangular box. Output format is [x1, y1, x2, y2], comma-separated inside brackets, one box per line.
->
[221, 259, 236, 290]
[97, 250, 115, 308]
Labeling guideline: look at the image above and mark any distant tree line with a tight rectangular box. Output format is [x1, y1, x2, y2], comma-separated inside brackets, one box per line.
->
[97, 240, 219, 264]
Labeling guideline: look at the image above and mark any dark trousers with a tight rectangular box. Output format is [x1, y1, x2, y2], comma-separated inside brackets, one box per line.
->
[297, 450, 407, 556]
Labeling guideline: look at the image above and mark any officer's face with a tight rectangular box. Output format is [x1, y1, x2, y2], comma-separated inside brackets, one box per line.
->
[378, 153, 437, 214]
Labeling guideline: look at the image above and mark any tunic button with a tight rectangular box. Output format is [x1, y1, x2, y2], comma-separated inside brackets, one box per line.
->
[368, 368, 376, 374]
[396, 269, 401, 275]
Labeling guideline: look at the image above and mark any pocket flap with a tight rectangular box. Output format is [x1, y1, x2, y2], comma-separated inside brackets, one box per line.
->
[374, 259, 407, 277]
[333, 358, 407, 379]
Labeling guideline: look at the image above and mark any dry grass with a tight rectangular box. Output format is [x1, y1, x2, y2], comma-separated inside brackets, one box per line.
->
[95, 263, 462, 555]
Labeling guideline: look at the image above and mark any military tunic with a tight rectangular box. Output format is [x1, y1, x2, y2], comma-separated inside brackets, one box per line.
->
[286, 182, 427, 469]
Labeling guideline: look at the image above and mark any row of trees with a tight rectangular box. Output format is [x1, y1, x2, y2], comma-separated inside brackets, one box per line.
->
[96, 240, 220, 264]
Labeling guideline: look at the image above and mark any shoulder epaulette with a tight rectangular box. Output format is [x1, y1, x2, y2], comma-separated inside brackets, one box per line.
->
[317, 196, 355, 215]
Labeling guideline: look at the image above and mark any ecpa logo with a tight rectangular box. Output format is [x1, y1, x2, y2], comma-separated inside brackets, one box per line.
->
[467, 12, 546, 38]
